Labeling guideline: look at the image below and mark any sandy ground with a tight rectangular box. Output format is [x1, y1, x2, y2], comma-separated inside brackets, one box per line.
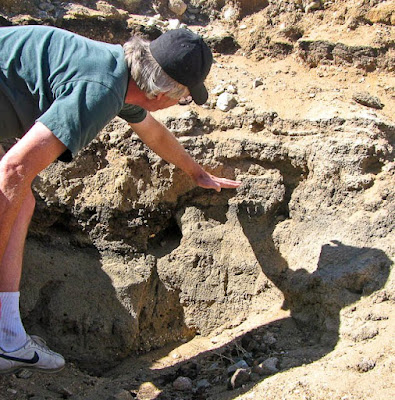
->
[2, 48, 394, 400]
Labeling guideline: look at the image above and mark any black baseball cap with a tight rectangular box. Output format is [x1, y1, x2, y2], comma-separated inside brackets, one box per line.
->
[149, 29, 213, 105]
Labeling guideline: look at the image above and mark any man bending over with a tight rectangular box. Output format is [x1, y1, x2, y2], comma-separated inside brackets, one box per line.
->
[0, 26, 241, 374]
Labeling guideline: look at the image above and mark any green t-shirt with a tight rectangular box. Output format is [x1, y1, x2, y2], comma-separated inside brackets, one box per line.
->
[0, 25, 147, 158]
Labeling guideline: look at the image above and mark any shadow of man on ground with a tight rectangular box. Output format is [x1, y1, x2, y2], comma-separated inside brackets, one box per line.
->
[102, 206, 391, 400]
[237, 200, 391, 348]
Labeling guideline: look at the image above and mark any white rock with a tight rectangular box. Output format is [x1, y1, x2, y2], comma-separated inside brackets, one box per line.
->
[216, 92, 238, 112]
[211, 84, 225, 95]
[147, 17, 157, 27]
[223, 5, 238, 20]
[168, 19, 181, 29]
[227, 84, 237, 94]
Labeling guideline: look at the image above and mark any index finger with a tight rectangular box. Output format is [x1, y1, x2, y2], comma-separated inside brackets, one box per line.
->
[214, 177, 242, 189]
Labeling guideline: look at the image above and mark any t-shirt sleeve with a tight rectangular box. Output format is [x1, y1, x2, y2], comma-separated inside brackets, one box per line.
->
[37, 80, 122, 155]
[118, 103, 147, 124]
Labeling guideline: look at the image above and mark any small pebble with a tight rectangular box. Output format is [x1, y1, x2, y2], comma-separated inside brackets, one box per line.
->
[173, 376, 193, 391]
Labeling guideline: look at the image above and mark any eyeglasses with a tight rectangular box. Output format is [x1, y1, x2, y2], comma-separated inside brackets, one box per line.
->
[178, 95, 193, 106]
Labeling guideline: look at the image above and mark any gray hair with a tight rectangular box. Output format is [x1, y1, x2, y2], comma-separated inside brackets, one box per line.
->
[123, 35, 188, 99]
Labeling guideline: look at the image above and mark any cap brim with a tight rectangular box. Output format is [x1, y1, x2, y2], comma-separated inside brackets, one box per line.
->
[189, 83, 208, 105]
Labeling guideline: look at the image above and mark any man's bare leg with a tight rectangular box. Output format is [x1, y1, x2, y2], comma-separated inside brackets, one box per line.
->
[0, 145, 35, 351]
[0, 144, 35, 291]
[0, 190, 35, 351]
[0, 136, 65, 372]
[0, 189, 35, 292]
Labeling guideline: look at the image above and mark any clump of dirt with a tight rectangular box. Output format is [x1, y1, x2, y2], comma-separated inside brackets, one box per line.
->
[0, 1, 394, 399]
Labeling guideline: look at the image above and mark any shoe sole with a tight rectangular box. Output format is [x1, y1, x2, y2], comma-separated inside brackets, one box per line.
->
[0, 364, 65, 375]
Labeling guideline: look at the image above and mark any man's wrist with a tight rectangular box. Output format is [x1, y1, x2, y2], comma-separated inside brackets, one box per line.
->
[187, 164, 207, 183]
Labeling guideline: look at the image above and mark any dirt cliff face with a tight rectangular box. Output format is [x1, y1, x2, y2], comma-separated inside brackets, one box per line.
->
[0, 1, 394, 399]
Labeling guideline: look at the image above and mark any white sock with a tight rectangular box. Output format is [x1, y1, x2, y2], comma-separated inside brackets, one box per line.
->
[0, 292, 27, 352]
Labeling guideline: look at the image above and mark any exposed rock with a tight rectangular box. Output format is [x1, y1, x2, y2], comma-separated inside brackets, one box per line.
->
[348, 326, 380, 342]
[353, 91, 384, 109]
[0, 0, 39, 14]
[262, 333, 277, 346]
[365, 2, 395, 25]
[168, 0, 187, 16]
[205, 34, 240, 55]
[62, 2, 126, 20]
[167, 18, 181, 29]
[216, 92, 238, 111]
[355, 358, 376, 373]
[38, 2, 54, 12]
[297, 40, 389, 72]
[252, 78, 264, 88]
[163, 110, 213, 136]
[0, 2, 394, 400]
[173, 376, 193, 391]
[136, 382, 161, 398]
[196, 379, 211, 389]
[257, 357, 279, 375]
[117, 0, 142, 13]
[222, 3, 241, 22]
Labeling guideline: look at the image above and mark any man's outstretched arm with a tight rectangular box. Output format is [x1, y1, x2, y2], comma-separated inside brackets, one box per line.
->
[129, 113, 241, 192]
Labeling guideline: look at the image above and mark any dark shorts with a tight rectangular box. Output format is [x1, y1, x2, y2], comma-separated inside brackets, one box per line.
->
[0, 89, 24, 140]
